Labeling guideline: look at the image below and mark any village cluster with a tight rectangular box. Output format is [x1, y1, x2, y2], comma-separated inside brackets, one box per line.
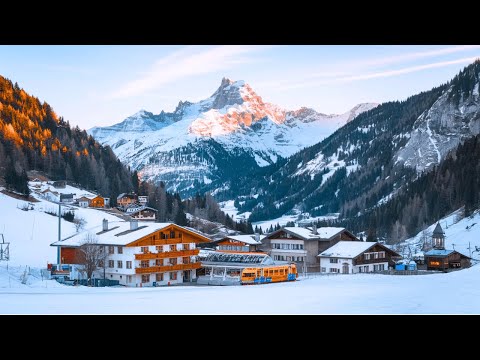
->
[27, 180, 473, 288]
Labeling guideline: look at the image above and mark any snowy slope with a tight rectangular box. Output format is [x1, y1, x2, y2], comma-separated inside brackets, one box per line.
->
[89, 78, 377, 193]
[396, 208, 480, 261]
[0, 182, 123, 268]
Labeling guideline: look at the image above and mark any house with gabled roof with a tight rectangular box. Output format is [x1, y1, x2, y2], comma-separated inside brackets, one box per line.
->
[212, 234, 265, 253]
[262, 225, 359, 272]
[50, 219, 211, 287]
[318, 241, 401, 274]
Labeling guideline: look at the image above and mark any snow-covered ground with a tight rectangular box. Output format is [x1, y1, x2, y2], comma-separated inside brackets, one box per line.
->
[2, 183, 480, 314]
[1, 263, 479, 314]
[0, 182, 122, 267]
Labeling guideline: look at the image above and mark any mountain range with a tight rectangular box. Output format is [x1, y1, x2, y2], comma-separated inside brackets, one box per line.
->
[89, 78, 378, 195]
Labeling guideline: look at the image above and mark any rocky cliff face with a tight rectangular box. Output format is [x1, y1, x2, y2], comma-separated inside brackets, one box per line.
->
[396, 83, 480, 172]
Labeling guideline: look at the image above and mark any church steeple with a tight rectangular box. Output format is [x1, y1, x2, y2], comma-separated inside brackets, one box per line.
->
[432, 223, 445, 250]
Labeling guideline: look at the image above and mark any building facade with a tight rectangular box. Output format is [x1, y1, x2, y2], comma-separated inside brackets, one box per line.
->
[262, 226, 359, 272]
[51, 220, 211, 287]
[90, 195, 105, 208]
[214, 234, 264, 253]
[318, 241, 400, 274]
[424, 223, 471, 271]
[117, 193, 137, 208]
[130, 207, 157, 221]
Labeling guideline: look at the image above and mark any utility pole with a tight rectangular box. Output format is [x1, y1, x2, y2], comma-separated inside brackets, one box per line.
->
[57, 202, 62, 270]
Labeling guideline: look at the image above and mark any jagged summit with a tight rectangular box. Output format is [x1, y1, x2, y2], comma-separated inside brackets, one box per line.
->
[88, 77, 377, 195]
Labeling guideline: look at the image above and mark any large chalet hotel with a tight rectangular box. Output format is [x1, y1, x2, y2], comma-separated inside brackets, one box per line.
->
[51, 220, 210, 287]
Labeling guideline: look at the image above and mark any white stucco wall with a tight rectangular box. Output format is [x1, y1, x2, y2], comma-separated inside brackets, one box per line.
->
[319, 257, 389, 274]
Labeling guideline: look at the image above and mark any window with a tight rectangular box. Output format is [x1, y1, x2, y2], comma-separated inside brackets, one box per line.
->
[364, 253, 371, 260]
[330, 258, 339, 263]
[363, 266, 369, 272]
[141, 260, 149, 268]
[170, 272, 177, 280]
[108, 246, 114, 254]
[359, 267, 363, 273]
[156, 246, 163, 252]
[374, 252, 379, 259]
[141, 246, 149, 253]
[156, 273, 163, 281]
[141, 274, 150, 283]
[99, 260, 104, 268]
[329, 268, 339, 273]
[126, 261, 132, 269]
[379, 251, 385, 258]
[117, 246, 123, 254]
[373, 264, 385, 272]
[170, 231, 175, 238]
[183, 244, 189, 251]
[169, 258, 177, 265]
[117, 260, 123, 269]
[170, 245, 176, 252]
[108, 260, 114, 268]
[183, 257, 190, 264]
[127, 275, 132, 283]
[160, 232, 165, 239]
[321, 267, 326, 273]
[155, 259, 163, 266]
[299, 244, 304, 250]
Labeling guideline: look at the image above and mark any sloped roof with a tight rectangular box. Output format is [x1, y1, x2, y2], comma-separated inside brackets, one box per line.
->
[424, 249, 454, 256]
[318, 241, 376, 258]
[432, 223, 445, 236]
[269, 226, 348, 241]
[221, 234, 265, 245]
[51, 221, 210, 247]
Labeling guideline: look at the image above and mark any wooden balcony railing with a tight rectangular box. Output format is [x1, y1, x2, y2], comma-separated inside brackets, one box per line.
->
[135, 262, 201, 274]
[135, 248, 199, 260]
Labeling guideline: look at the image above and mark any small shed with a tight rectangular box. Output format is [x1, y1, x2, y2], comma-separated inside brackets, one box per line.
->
[395, 260, 417, 271]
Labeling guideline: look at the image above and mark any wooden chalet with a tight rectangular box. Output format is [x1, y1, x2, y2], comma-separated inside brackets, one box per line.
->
[117, 193, 137, 207]
[130, 207, 158, 221]
[90, 195, 105, 208]
[213, 234, 265, 253]
[318, 241, 401, 274]
[424, 223, 471, 271]
[50, 220, 211, 287]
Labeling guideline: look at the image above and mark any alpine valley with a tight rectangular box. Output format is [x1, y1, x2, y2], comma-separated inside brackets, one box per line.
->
[90, 62, 480, 241]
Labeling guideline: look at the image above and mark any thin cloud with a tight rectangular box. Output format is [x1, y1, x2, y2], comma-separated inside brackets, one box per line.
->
[342, 45, 480, 69]
[109, 45, 266, 99]
[273, 56, 480, 91]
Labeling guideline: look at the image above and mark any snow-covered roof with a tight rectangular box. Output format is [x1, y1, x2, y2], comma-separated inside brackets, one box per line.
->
[424, 249, 454, 256]
[280, 226, 346, 240]
[223, 234, 265, 245]
[51, 221, 210, 247]
[318, 241, 378, 258]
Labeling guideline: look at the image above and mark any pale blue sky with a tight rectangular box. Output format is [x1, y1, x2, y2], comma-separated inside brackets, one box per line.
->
[1, 45, 479, 129]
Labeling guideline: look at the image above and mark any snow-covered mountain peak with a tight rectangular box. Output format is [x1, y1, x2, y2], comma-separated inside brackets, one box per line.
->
[88, 77, 377, 194]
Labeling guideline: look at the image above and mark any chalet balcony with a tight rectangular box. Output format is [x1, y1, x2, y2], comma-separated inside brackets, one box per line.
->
[135, 262, 201, 274]
[354, 257, 388, 266]
[135, 249, 199, 260]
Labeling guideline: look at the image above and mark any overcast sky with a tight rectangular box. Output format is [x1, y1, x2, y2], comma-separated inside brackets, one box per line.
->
[1, 45, 479, 129]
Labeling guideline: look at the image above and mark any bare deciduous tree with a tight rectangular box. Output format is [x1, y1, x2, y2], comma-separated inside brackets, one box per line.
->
[75, 233, 108, 286]
[73, 216, 86, 232]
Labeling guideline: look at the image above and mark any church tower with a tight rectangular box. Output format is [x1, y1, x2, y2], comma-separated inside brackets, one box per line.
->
[432, 223, 445, 250]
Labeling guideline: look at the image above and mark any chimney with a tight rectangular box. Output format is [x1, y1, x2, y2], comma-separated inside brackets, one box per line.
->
[255, 232, 260, 242]
[130, 220, 138, 231]
[102, 219, 108, 231]
[312, 224, 318, 235]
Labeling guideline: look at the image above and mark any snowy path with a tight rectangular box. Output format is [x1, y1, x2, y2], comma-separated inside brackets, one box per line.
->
[1, 265, 479, 314]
